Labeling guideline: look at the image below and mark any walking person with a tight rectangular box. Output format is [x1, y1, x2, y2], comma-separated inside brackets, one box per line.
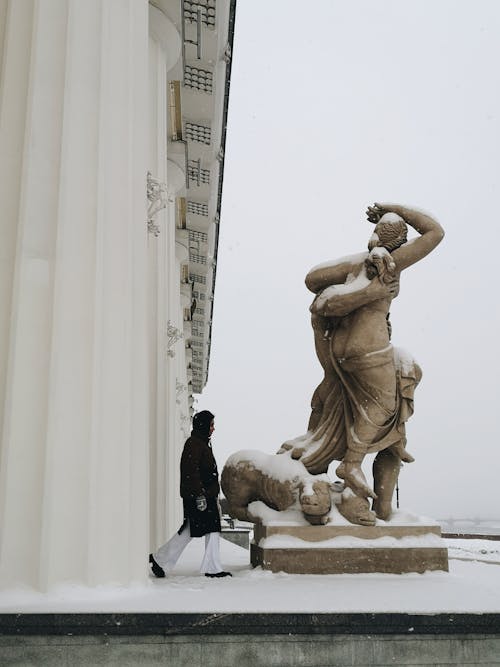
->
[149, 410, 232, 578]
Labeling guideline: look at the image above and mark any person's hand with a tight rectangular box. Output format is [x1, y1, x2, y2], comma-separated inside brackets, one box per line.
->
[366, 204, 384, 225]
[365, 274, 399, 301]
[376, 276, 399, 298]
[367, 202, 401, 224]
[384, 275, 400, 298]
[196, 495, 207, 511]
[366, 203, 389, 225]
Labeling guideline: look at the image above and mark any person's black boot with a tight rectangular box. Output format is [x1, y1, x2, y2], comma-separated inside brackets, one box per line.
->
[149, 553, 165, 578]
[205, 571, 232, 578]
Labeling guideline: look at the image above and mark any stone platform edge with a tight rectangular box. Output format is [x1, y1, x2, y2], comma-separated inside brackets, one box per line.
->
[1, 613, 500, 636]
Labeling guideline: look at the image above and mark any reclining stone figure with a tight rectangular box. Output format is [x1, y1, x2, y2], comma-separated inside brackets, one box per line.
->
[221, 450, 335, 526]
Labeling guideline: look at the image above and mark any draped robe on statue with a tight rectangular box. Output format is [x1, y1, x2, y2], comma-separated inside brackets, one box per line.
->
[294, 325, 422, 475]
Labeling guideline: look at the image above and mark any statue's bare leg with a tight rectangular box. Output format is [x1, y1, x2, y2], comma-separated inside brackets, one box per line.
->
[372, 446, 401, 520]
[337, 491, 376, 526]
[336, 458, 376, 500]
[390, 437, 415, 463]
[336, 414, 382, 500]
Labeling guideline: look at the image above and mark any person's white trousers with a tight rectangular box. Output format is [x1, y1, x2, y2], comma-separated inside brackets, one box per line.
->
[154, 522, 223, 575]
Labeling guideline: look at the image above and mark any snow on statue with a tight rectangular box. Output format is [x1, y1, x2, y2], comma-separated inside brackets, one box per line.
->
[223, 203, 444, 528]
[221, 450, 339, 526]
[279, 202, 444, 524]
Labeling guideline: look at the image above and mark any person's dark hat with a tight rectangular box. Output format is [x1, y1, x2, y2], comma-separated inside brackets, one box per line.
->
[192, 410, 214, 438]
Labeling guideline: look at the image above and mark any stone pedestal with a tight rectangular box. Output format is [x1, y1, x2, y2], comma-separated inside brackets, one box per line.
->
[251, 523, 449, 574]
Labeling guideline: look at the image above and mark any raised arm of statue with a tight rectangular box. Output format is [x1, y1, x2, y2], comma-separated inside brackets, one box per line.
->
[305, 254, 367, 294]
[310, 274, 397, 317]
[367, 203, 445, 272]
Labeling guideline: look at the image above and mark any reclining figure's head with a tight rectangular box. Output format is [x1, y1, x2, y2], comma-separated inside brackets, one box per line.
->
[299, 480, 332, 525]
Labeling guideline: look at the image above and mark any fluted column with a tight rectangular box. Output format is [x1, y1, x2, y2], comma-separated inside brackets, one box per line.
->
[165, 167, 185, 539]
[0, 0, 149, 590]
[147, 4, 183, 547]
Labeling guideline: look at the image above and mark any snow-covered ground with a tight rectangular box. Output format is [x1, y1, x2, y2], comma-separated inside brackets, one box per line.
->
[1, 537, 499, 614]
[439, 518, 500, 536]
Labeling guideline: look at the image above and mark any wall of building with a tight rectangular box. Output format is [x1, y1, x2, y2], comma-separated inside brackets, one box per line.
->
[0, 0, 234, 590]
[1, 624, 500, 666]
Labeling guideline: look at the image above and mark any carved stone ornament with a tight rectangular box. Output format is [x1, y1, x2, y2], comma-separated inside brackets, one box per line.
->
[167, 320, 183, 358]
[176, 379, 187, 404]
[147, 171, 168, 236]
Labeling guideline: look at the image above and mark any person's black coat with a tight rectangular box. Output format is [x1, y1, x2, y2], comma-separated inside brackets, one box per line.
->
[179, 430, 221, 537]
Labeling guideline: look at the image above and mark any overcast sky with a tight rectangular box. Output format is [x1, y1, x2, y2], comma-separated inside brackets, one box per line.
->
[197, 0, 500, 520]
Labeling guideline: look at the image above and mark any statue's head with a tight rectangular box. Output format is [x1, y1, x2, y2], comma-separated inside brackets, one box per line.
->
[299, 480, 332, 525]
[368, 212, 408, 252]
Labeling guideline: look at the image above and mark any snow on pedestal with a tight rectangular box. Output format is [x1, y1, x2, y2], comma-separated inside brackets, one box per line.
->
[223, 451, 448, 574]
[250, 506, 449, 574]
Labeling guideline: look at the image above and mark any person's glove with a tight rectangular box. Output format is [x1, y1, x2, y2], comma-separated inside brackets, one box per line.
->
[196, 495, 207, 511]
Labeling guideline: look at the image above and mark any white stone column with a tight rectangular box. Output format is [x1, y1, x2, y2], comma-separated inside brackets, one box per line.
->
[165, 163, 185, 539]
[0, 0, 150, 590]
[147, 4, 183, 547]
[173, 236, 190, 531]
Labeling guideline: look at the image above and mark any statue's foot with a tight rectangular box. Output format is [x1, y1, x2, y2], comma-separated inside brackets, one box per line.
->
[277, 432, 314, 457]
[399, 449, 415, 463]
[276, 444, 306, 459]
[291, 447, 305, 460]
[373, 499, 392, 521]
[336, 462, 377, 500]
[337, 494, 376, 526]
[389, 442, 415, 463]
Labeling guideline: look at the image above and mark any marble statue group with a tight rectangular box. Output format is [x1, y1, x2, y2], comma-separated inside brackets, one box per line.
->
[222, 203, 444, 528]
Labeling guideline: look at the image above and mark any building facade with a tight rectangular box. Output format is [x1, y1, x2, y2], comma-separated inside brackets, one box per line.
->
[0, 0, 235, 590]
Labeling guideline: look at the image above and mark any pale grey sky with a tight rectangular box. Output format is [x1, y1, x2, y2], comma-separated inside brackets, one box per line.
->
[198, 0, 500, 519]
